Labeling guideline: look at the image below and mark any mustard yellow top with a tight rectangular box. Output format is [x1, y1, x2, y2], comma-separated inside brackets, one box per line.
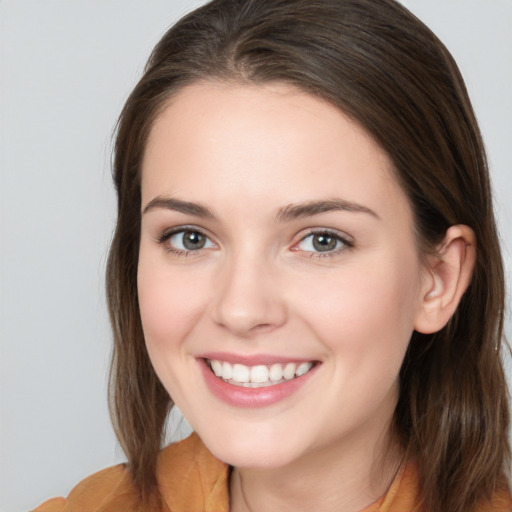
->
[33, 433, 512, 512]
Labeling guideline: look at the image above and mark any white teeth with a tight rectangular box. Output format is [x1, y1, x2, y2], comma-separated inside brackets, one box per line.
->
[211, 360, 223, 377]
[208, 359, 315, 387]
[283, 362, 296, 380]
[269, 363, 283, 382]
[222, 361, 233, 380]
[250, 365, 269, 383]
[232, 364, 250, 383]
[296, 362, 313, 377]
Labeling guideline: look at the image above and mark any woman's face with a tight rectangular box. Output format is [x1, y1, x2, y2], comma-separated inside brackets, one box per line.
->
[138, 82, 429, 469]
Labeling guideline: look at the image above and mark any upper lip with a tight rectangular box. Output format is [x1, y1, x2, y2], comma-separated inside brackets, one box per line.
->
[198, 352, 317, 366]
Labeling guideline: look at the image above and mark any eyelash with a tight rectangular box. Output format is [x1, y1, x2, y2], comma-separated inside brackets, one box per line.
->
[156, 227, 354, 258]
[157, 226, 214, 257]
[294, 229, 354, 259]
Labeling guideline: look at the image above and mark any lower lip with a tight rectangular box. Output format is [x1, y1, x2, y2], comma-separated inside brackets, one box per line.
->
[198, 358, 318, 408]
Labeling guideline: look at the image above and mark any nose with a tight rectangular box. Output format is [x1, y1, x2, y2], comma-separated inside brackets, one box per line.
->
[210, 252, 287, 337]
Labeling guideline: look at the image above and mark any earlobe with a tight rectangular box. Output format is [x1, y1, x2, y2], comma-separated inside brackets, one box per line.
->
[414, 225, 476, 334]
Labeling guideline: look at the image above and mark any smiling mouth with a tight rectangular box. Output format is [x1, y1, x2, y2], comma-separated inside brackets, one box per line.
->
[206, 359, 317, 388]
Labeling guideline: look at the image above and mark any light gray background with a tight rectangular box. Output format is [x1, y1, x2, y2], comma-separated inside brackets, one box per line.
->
[0, 1, 511, 511]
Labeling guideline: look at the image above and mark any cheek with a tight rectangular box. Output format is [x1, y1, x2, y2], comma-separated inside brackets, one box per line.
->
[294, 252, 421, 364]
[137, 251, 207, 352]
[136, 250, 213, 402]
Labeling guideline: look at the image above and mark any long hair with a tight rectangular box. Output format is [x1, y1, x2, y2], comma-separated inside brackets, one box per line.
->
[106, 1, 511, 510]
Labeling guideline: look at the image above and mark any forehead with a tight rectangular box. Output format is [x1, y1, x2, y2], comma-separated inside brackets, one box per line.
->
[141, 81, 412, 226]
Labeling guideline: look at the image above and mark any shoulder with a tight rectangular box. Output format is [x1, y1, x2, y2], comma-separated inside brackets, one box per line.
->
[157, 432, 230, 511]
[374, 457, 512, 512]
[32, 462, 134, 512]
[32, 433, 229, 512]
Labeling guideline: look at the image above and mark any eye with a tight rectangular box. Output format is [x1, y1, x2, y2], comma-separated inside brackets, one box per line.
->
[294, 230, 353, 255]
[159, 228, 215, 254]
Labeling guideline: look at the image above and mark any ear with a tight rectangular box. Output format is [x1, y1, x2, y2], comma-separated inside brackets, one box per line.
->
[414, 225, 476, 334]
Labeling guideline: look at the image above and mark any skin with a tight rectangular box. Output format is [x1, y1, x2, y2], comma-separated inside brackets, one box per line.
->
[137, 82, 470, 512]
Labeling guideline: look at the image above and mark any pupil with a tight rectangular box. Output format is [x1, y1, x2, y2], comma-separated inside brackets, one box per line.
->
[183, 231, 205, 250]
[312, 234, 336, 252]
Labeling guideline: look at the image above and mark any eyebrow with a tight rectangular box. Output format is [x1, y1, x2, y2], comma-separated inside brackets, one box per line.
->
[142, 196, 379, 221]
[142, 196, 214, 218]
[274, 199, 379, 222]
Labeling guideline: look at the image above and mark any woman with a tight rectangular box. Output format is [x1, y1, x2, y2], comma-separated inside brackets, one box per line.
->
[34, 0, 511, 511]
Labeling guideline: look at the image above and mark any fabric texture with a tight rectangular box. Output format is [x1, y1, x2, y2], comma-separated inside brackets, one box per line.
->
[32, 432, 512, 512]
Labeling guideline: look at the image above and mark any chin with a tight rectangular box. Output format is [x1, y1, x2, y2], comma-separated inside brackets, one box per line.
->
[213, 446, 298, 470]
[197, 425, 304, 469]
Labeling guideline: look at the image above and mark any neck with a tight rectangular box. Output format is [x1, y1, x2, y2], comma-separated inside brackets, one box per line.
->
[229, 425, 404, 512]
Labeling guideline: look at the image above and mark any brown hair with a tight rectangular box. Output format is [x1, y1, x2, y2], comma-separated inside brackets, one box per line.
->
[106, 0, 511, 510]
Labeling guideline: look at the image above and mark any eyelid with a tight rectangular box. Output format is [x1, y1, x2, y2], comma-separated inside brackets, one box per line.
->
[155, 225, 353, 258]
[156, 224, 207, 242]
[291, 228, 354, 256]
[156, 225, 217, 254]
